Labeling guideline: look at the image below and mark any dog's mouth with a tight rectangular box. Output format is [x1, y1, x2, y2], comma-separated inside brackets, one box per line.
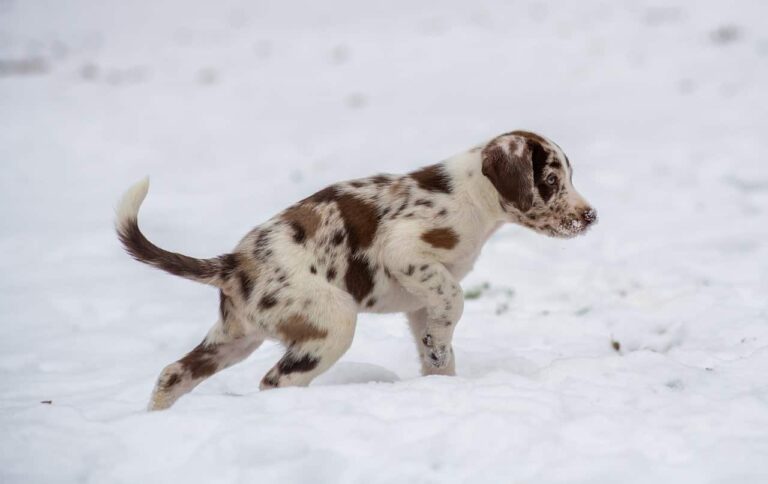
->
[545, 216, 597, 239]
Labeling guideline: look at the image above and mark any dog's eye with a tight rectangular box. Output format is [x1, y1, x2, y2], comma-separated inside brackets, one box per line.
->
[546, 174, 558, 186]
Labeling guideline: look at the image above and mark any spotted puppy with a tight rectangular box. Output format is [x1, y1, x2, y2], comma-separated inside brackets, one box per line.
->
[116, 130, 597, 410]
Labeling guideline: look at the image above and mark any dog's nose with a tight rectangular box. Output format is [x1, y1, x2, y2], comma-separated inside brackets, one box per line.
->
[582, 208, 598, 225]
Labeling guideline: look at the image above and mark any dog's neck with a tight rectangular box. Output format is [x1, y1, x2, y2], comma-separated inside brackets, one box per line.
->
[443, 148, 510, 229]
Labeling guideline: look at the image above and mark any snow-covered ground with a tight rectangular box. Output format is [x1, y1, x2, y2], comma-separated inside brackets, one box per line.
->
[2, 0, 768, 482]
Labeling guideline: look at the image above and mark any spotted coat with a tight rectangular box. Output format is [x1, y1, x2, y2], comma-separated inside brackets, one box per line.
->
[115, 130, 597, 410]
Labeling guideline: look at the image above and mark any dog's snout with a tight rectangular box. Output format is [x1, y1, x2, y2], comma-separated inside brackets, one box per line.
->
[582, 208, 598, 225]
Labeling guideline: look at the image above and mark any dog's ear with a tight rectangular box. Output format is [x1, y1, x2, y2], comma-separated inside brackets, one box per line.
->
[481, 137, 534, 212]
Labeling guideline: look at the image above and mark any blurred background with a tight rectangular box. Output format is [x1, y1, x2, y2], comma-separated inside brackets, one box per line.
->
[1, 1, 767, 482]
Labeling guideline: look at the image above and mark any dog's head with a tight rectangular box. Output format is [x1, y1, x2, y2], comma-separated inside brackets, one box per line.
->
[481, 130, 597, 238]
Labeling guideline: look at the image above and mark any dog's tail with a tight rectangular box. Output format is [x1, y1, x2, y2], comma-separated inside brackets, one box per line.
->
[115, 178, 236, 288]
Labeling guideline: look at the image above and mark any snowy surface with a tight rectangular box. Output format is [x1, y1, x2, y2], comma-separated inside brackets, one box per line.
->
[2, 1, 768, 482]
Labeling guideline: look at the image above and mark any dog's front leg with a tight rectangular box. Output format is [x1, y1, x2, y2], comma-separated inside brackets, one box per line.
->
[391, 259, 464, 376]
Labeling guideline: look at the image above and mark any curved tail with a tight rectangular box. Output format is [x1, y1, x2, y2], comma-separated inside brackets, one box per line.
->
[115, 178, 236, 287]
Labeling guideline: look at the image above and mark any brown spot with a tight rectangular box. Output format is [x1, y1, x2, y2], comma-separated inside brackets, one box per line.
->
[277, 314, 328, 343]
[259, 293, 278, 310]
[370, 174, 391, 185]
[366, 298, 377, 308]
[305, 186, 380, 252]
[612, 340, 621, 352]
[305, 185, 340, 204]
[508, 130, 549, 146]
[387, 179, 409, 196]
[421, 228, 459, 249]
[409, 164, 452, 194]
[335, 194, 380, 252]
[180, 343, 218, 379]
[326, 267, 337, 281]
[481, 140, 533, 212]
[345, 254, 375, 302]
[405, 264, 415, 276]
[282, 204, 321, 243]
[414, 199, 434, 208]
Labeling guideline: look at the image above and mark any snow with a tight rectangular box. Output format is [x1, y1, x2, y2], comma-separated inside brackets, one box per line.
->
[2, 0, 768, 482]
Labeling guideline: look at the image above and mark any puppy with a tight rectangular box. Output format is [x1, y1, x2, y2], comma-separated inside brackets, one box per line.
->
[116, 130, 597, 410]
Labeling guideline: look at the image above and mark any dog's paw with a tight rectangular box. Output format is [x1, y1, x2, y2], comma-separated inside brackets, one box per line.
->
[421, 334, 452, 369]
[427, 348, 449, 368]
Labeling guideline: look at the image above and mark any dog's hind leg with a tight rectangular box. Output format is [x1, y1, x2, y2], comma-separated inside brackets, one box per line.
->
[148, 331, 264, 411]
[259, 292, 357, 390]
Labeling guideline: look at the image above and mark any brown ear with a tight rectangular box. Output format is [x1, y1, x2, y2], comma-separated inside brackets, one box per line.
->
[481, 139, 533, 212]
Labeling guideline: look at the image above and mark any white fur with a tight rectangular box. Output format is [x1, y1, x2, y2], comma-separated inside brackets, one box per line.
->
[115, 176, 150, 229]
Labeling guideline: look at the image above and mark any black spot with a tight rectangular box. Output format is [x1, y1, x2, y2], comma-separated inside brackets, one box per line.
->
[332, 230, 345, 246]
[219, 253, 239, 279]
[391, 200, 409, 219]
[326, 267, 337, 281]
[528, 139, 556, 203]
[261, 374, 279, 387]
[310, 265, 317, 274]
[366, 298, 377, 308]
[419, 264, 429, 271]
[219, 291, 231, 321]
[278, 353, 320, 374]
[163, 373, 181, 388]
[236, 271, 252, 300]
[405, 265, 415, 276]
[529, 139, 549, 185]
[259, 294, 278, 309]
[290, 221, 306, 244]
[414, 199, 434, 208]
